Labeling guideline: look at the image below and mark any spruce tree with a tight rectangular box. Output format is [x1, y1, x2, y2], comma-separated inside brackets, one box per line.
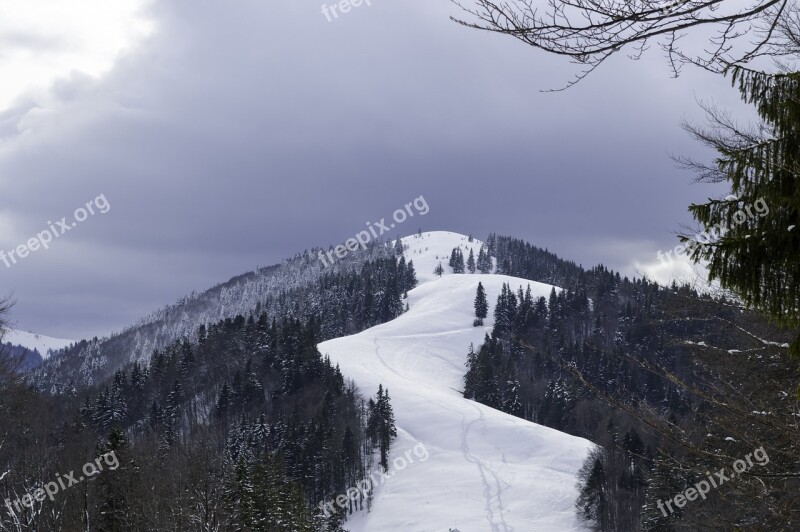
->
[467, 248, 476, 273]
[493, 283, 518, 333]
[681, 67, 800, 362]
[405, 260, 418, 290]
[477, 247, 492, 273]
[576, 450, 608, 530]
[367, 385, 397, 473]
[475, 344, 499, 408]
[96, 428, 133, 531]
[474, 282, 488, 326]
[500, 359, 522, 417]
[463, 343, 479, 397]
[434, 262, 444, 277]
[378, 387, 397, 472]
[455, 249, 465, 273]
[449, 248, 466, 273]
[463, 336, 500, 408]
[398, 255, 408, 294]
[224, 458, 254, 529]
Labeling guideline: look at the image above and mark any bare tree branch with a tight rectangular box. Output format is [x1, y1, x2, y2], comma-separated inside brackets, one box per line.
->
[452, 0, 793, 86]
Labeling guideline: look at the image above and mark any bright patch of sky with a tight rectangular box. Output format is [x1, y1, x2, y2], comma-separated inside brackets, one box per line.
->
[0, 0, 154, 110]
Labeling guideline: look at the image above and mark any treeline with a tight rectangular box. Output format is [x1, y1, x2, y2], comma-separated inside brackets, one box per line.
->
[1, 344, 42, 372]
[2, 312, 397, 531]
[31, 242, 416, 394]
[464, 235, 799, 530]
[34, 252, 416, 394]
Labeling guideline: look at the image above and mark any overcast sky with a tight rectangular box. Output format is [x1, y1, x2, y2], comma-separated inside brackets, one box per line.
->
[0, 0, 754, 340]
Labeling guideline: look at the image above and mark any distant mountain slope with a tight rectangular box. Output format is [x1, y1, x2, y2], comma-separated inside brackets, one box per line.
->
[320, 232, 593, 531]
[4, 329, 73, 359]
[31, 241, 397, 390]
[33, 223, 597, 394]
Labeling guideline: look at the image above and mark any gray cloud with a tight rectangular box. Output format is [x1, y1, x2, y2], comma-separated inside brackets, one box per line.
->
[0, 0, 744, 339]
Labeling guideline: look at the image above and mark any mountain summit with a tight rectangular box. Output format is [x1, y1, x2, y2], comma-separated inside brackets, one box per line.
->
[321, 231, 592, 530]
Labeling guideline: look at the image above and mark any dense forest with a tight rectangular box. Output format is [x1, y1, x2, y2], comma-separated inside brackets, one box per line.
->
[32, 250, 416, 392]
[1, 250, 415, 531]
[461, 235, 799, 530]
[5, 232, 798, 530]
[0, 344, 41, 373]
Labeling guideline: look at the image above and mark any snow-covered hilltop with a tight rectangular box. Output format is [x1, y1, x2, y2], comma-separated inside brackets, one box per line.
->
[320, 232, 593, 531]
[3, 329, 73, 360]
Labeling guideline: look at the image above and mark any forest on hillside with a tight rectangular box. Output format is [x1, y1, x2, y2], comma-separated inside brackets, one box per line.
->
[460, 235, 799, 530]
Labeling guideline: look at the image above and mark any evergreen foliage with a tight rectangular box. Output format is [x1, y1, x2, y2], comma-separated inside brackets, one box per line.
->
[680, 67, 800, 361]
[473, 282, 488, 326]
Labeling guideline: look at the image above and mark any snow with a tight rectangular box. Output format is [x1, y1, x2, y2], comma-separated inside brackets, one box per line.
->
[400, 231, 489, 283]
[320, 231, 593, 532]
[727, 322, 790, 348]
[3, 329, 73, 359]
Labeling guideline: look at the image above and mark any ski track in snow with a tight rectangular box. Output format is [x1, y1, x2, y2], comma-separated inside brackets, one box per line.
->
[461, 401, 512, 532]
[319, 232, 593, 532]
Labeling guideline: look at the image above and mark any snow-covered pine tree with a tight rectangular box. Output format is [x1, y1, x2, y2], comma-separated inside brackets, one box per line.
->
[474, 282, 488, 326]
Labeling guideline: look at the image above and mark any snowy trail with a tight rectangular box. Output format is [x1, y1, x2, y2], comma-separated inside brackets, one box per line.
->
[319, 232, 593, 532]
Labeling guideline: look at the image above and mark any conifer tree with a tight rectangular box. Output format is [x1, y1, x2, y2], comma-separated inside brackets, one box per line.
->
[224, 458, 254, 530]
[477, 246, 492, 273]
[453, 249, 465, 274]
[463, 343, 479, 395]
[463, 337, 500, 408]
[493, 283, 518, 333]
[367, 385, 397, 473]
[405, 259, 417, 290]
[434, 262, 444, 277]
[467, 248, 476, 273]
[398, 255, 408, 294]
[377, 387, 397, 472]
[500, 359, 522, 417]
[216, 382, 233, 418]
[576, 450, 608, 530]
[96, 428, 133, 531]
[474, 282, 488, 326]
[680, 66, 800, 362]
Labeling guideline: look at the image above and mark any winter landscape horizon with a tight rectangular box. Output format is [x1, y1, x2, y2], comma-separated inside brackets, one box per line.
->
[2, 1, 799, 530]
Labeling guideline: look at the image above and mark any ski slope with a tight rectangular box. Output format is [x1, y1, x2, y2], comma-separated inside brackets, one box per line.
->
[3, 329, 73, 359]
[319, 232, 593, 532]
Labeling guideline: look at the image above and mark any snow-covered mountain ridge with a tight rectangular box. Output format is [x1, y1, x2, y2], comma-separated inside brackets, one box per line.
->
[320, 231, 593, 531]
[3, 329, 74, 360]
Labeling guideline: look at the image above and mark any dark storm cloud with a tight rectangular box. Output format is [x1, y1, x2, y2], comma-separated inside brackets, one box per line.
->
[0, 0, 747, 339]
